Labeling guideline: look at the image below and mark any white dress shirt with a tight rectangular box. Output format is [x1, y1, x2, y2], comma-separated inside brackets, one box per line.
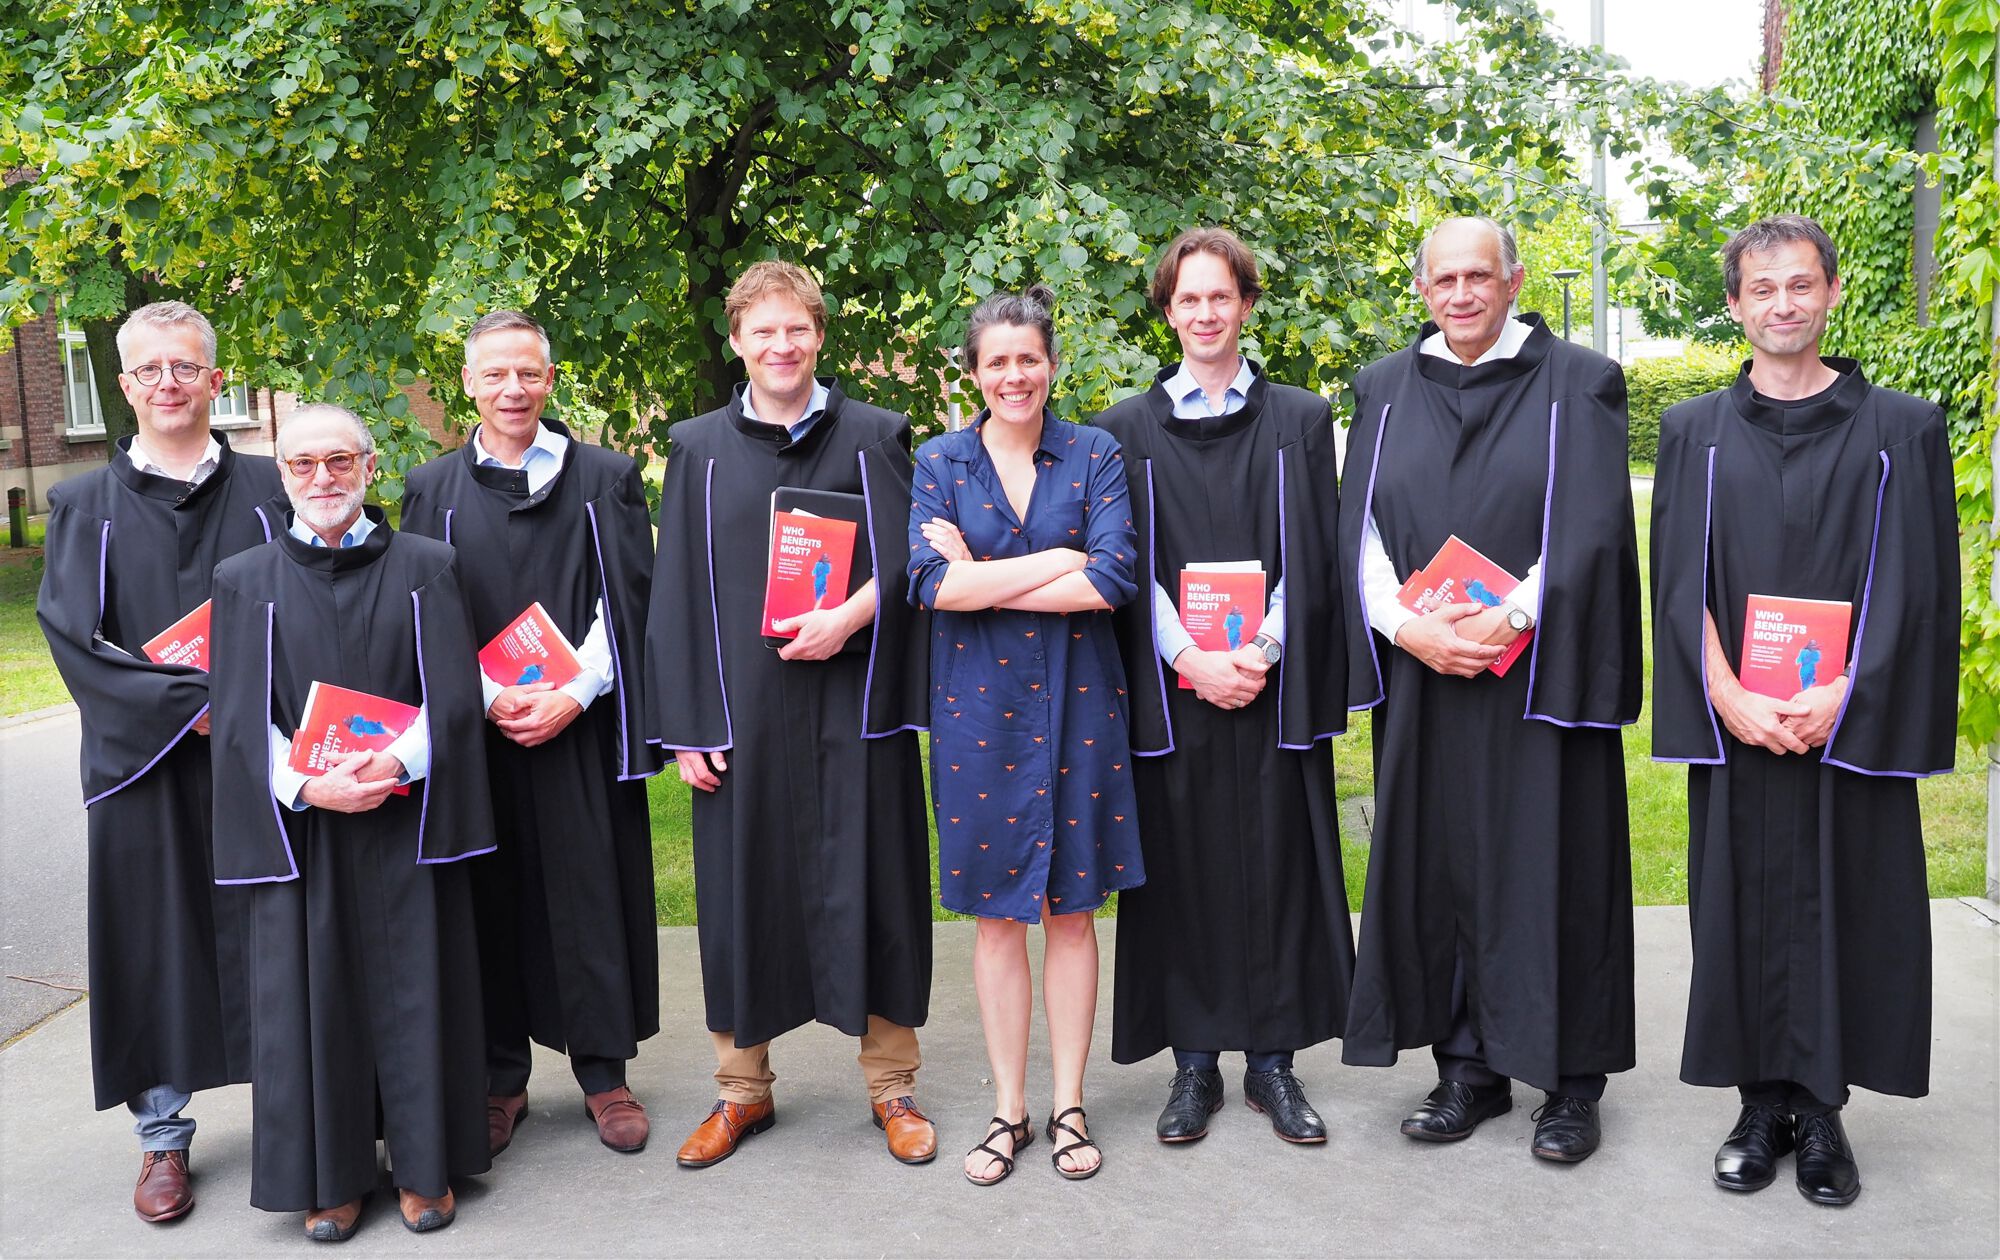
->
[1360, 317, 1545, 640]
[470, 422, 617, 714]
[1148, 359, 1290, 666]
[128, 434, 222, 486]
[268, 511, 431, 809]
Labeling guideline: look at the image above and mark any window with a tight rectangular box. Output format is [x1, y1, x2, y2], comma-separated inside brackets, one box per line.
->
[210, 383, 255, 426]
[60, 323, 106, 436]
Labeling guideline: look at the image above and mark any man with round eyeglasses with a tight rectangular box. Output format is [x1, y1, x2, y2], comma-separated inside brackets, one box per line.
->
[37, 300, 284, 1223]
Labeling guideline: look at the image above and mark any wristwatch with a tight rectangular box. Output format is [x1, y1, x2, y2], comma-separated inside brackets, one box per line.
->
[1504, 604, 1533, 633]
[1251, 632, 1282, 664]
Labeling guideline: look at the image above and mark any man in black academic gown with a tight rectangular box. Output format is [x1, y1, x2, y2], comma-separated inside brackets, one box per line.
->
[402, 310, 661, 1158]
[1095, 227, 1359, 1145]
[37, 300, 280, 1224]
[645, 261, 937, 1168]
[1338, 216, 1642, 1163]
[208, 404, 493, 1241]
[1651, 215, 1958, 1206]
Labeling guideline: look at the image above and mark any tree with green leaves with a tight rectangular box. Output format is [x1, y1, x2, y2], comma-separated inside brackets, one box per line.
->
[2, 0, 1750, 493]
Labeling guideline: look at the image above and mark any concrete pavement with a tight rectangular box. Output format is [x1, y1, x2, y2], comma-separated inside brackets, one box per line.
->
[2, 903, 1996, 1258]
[0, 708, 89, 1043]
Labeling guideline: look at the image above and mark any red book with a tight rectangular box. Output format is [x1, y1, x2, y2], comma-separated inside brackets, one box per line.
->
[142, 600, 213, 670]
[477, 601, 583, 689]
[762, 509, 858, 638]
[287, 681, 421, 796]
[1396, 535, 1534, 677]
[1738, 594, 1852, 700]
[1177, 565, 1265, 689]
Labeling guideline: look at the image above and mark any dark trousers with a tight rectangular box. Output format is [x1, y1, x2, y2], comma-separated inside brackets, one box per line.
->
[1431, 954, 1606, 1101]
[1174, 1048, 1293, 1074]
[1740, 1079, 1847, 1115]
[488, 1038, 626, 1097]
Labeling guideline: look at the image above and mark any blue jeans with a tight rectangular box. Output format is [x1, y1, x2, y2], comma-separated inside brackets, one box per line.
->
[127, 1085, 194, 1153]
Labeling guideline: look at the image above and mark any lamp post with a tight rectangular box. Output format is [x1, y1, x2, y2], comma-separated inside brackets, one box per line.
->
[1552, 268, 1582, 342]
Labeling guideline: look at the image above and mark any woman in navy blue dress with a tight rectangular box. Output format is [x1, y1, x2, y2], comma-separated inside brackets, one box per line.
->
[908, 285, 1144, 1185]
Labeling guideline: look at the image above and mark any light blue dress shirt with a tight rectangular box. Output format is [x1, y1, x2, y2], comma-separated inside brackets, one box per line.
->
[1150, 358, 1289, 666]
[742, 380, 831, 444]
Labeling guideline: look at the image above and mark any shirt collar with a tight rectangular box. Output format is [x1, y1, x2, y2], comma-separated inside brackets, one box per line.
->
[128, 434, 223, 484]
[287, 509, 376, 549]
[1162, 357, 1255, 415]
[471, 420, 566, 468]
[1420, 315, 1533, 366]
[742, 381, 831, 438]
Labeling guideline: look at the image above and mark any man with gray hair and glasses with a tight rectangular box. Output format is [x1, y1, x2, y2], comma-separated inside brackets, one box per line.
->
[208, 402, 495, 1240]
[37, 299, 283, 1223]
[1337, 215, 1643, 1163]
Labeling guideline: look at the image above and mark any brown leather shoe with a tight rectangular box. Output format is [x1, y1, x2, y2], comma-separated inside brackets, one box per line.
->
[397, 1187, 456, 1233]
[583, 1085, 649, 1153]
[304, 1197, 365, 1242]
[133, 1149, 193, 1223]
[487, 1092, 529, 1156]
[676, 1098, 775, 1168]
[872, 1096, 938, 1165]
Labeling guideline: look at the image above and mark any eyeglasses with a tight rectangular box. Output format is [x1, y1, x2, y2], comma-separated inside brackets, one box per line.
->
[126, 362, 213, 387]
[282, 451, 365, 478]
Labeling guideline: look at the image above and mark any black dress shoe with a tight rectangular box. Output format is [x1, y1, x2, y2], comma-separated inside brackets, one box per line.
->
[1400, 1079, 1511, 1142]
[1243, 1068, 1327, 1144]
[1155, 1066, 1224, 1143]
[1530, 1095, 1601, 1162]
[1794, 1110, 1861, 1206]
[1713, 1103, 1795, 1192]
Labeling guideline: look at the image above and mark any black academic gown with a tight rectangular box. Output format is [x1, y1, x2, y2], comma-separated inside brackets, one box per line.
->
[1652, 362, 1957, 1103]
[35, 434, 281, 1110]
[644, 379, 932, 1047]
[1337, 316, 1643, 1092]
[401, 422, 662, 1074]
[208, 510, 493, 1211]
[1095, 368, 1363, 1063]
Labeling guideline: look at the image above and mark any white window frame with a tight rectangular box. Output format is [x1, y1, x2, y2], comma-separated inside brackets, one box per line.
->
[210, 382, 256, 429]
[60, 321, 107, 438]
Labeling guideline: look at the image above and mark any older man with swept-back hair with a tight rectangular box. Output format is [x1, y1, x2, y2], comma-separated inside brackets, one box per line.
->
[1337, 215, 1643, 1164]
[208, 403, 494, 1240]
[38, 299, 283, 1224]
[401, 309, 662, 1159]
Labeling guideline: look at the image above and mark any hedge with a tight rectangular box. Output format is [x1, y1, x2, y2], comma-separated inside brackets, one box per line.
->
[1625, 343, 1745, 465]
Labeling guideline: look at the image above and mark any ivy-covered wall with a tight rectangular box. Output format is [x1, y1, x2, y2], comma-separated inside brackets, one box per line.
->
[1759, 0, 1999, 745]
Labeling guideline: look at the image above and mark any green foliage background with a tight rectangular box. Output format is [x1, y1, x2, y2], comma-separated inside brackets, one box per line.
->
[1623, 343, 1744, 465]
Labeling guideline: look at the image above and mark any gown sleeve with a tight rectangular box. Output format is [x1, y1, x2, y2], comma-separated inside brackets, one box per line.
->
[857, 424, 930, 736]
[1274, 403, 1353, 747]
[584, 463, 667, 777]
[36, 493, 213, 804]
[1522, 358, 1644, 728]
[644, 430, 733, 752]
[1821, 415, 1960, 776]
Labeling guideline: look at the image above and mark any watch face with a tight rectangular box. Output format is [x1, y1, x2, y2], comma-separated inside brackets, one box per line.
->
[1508, 608, 1530, 631]
[1262, 640, 1282, 663]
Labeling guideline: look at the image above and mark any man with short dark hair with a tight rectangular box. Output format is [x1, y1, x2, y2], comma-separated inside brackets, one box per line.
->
[1652, 213, 1957, 1206]
[209, 403, 493, 1240]
[401, 310, 662, 1158]
[1095, 226, 1361, 1146]
[1339, 215, 1643, 1164]
[38, 300, 281, 1223]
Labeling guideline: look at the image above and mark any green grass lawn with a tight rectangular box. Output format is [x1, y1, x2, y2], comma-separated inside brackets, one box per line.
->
[3, 498, 1988, 923]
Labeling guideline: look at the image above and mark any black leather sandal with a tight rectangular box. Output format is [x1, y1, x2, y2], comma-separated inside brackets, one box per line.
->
[1046, 1106, 1102, 1181]
[964, 1115, 1032, 1186]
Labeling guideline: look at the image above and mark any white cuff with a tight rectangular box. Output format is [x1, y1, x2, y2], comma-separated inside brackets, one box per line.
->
[1150, 580, 1198, 666]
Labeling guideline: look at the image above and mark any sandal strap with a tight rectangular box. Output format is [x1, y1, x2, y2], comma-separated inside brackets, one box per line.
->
[1047, 1107, 1098, 1166]
[966, 1116, 1023, 1182]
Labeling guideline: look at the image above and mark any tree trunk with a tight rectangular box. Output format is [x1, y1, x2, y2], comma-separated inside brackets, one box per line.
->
[80, 271, 160, 459]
